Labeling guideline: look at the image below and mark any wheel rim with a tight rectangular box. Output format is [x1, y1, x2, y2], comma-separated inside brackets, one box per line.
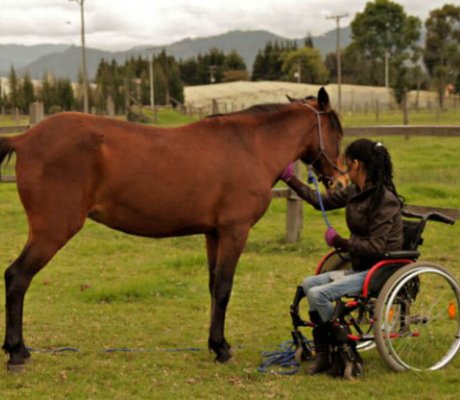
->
[381, 267, 460, 371]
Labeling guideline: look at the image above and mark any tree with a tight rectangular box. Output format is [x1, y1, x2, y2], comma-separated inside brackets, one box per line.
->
[251, 40, 297, 81]
[179, 49, 247, 85]
[22, 72, 35, 111]
[423, 4, 460, 109]
[281, 47, 329, 84]
[55, 79, 75, 111]
[224, 50, 246, 71]
[304, 33, 314, 48]
[167, 63, 184, 105]
[38, 73, 54, 113]
[8, 66, 20, 110]
[341, 42, 375, 85]
[347, 0, 421, 86]
[37, 73, 75, 114]
[325, 52, 337, 80]
[393, 66, 411, 124]
[179, 58, 201, 85]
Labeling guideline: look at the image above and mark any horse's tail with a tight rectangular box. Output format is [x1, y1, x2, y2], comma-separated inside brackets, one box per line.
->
[0, 137, 16, 181]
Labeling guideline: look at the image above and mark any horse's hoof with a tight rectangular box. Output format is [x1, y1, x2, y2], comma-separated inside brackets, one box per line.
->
[7, 362, 26, 373]
[215, 353, 232, 363]
[214, 347, 233, 363]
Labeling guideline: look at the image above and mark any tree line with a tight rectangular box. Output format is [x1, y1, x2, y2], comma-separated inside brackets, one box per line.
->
[1, 0, 459, 115]
[251, 1, 460, 109]
[2, 47, 247, 115]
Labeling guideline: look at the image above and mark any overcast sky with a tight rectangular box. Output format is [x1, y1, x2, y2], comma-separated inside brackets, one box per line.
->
[0, 0, 457, 51]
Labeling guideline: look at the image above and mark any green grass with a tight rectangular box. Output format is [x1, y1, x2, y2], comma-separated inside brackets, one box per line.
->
[341, 108, 460, 127]
[0, 114, 29, 126]
[141, 107, 198, 126]
[0, 133, 459, 399]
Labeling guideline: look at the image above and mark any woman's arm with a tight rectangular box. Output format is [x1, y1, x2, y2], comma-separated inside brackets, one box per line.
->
[286, 175, 348, 211]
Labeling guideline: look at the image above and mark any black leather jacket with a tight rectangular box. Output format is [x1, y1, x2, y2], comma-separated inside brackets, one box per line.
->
[288, 178, 403, 271]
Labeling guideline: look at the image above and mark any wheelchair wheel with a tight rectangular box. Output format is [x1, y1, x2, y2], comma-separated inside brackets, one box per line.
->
[374, 262, 460, 371]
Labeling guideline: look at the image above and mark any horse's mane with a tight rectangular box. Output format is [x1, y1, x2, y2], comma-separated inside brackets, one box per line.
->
[206, 103, 288, 119]
[206, 97, 343, 135]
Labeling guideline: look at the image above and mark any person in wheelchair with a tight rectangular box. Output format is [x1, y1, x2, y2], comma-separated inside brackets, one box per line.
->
[281, 138, 404, 376]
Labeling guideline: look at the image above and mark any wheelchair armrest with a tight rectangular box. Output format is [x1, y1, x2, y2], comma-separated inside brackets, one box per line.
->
[382, 250, 420, 260]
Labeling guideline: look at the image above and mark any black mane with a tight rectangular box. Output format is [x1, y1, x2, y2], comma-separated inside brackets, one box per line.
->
[206, 103, 288, 119]
[206, 99, 342, 135]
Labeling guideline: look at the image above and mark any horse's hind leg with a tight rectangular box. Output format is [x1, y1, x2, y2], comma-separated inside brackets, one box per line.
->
[3, 223, 84, 371]
[2, 238, 63, 371]
[208, 224, 249, 362]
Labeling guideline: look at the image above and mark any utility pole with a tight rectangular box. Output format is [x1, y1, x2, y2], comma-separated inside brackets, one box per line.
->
[209, 65, 217, 84]
[70, 0, 89, 113]
[149, 54, 157, 123]
[326, 13, 348, 112]
[384, 22, 390, 89]
[384, 50, 390, 89]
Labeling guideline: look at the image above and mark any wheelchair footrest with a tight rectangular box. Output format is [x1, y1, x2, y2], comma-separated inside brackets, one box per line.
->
[347, 334, 375, 342]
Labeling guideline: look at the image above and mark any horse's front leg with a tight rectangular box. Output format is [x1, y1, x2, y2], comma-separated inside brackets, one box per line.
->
[205, 232, 219, 321]
[208, 224, 249, 363]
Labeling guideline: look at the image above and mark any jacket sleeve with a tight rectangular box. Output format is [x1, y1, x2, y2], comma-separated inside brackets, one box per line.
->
[349, 193, 401, 258]
[287, 176, 348, 211]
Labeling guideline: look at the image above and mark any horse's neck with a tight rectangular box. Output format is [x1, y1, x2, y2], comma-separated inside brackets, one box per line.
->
[253, 110, 315, 180]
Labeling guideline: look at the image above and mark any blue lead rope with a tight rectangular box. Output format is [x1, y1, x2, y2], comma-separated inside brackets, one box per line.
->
[257, 340, 300, 375]
[307, 167, 331, 229]
[27, 346, 203, 354]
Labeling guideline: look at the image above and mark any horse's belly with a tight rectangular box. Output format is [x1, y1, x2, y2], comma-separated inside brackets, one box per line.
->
[87, 199, 216, 238]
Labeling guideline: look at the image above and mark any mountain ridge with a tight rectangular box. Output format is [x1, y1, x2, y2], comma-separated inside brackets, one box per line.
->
[0, 28, 352, 81]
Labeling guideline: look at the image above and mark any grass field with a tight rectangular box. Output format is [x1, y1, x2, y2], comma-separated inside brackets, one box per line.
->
[0, 110, 459, 399]
[341, 108, 460, 127]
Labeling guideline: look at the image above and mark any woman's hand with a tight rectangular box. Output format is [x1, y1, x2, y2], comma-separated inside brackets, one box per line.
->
[325, 227, 350, 250]
[324, 227, 339, 246]
[280, 162, 295, 182]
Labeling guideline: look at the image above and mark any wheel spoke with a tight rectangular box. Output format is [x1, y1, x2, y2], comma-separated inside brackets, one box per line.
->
[375, 264, 460, 371]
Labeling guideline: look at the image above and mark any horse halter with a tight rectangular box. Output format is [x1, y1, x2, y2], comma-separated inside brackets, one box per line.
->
[302, 102, 346, 187]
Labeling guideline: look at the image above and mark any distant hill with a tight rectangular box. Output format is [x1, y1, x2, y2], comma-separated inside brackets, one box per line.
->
[0, 44, 69, 72]
[21, 46, 132, 81]
[1, 28, 352, 81]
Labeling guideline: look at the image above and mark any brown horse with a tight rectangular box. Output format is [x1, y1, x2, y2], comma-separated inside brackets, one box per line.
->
[0, 87, 343, 371]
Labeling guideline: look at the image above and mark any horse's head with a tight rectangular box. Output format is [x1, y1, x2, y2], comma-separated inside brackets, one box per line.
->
[288, 88, 346, 190]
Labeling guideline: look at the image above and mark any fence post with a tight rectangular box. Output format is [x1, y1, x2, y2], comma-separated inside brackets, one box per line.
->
[375, 99, 380, 122]
[29, 102, 44, 126]
[211, 99, 219, 114]
[285, 161, 303, 243]
[107, 95, 115, 117]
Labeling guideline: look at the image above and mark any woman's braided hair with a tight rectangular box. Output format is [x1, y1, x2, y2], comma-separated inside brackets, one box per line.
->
[345, 138, 403, 212]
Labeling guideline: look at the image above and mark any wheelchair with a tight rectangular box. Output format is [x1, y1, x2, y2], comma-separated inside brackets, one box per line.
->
[290, 209, 460, 374]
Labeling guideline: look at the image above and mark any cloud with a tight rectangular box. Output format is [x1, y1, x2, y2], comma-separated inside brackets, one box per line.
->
[0, 0, 455, 50]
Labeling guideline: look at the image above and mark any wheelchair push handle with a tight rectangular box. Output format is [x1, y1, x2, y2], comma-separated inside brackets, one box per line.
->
[402, 209, 455, 225]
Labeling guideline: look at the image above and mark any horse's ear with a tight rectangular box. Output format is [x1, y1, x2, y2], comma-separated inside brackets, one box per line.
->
[286, 94, 296, 103]
[317, 87, 330, 110]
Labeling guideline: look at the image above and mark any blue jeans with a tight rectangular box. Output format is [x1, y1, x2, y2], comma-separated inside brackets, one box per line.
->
[301, 270, 368, 322]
